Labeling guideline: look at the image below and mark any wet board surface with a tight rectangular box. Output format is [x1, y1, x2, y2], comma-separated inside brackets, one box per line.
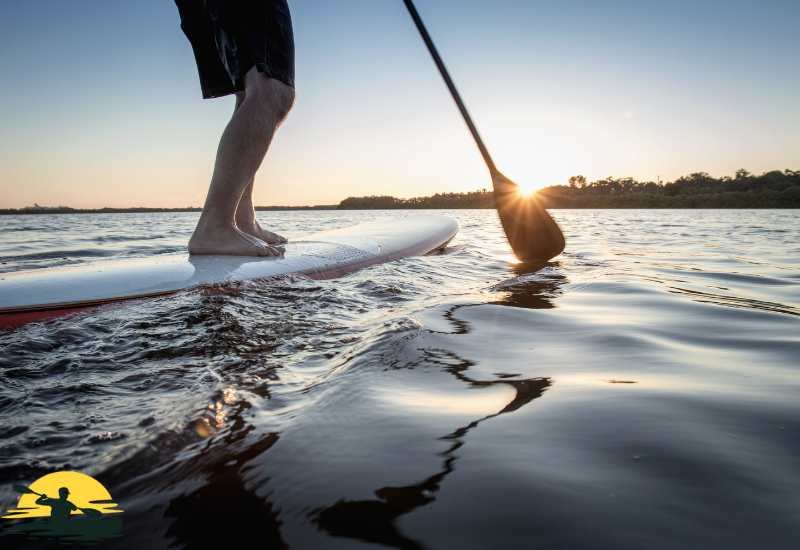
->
[0, 215, 459, 329]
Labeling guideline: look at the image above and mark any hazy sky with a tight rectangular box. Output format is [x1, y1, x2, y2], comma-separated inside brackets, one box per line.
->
[0, 0, 797, 208]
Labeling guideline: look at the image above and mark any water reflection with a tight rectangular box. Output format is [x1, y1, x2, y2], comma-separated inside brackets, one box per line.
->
[316, 355, 551, 549]
[311, 263, 561, 546]
[489, 261, 566, 310]
[97, 396, 287, 549]
[665, 284, 800, 317]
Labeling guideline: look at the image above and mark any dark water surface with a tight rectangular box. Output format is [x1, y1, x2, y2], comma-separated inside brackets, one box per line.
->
[1, 209, 799, 549]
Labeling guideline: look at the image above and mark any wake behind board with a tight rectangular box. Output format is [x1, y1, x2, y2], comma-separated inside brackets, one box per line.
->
[0, 215, 459, 330]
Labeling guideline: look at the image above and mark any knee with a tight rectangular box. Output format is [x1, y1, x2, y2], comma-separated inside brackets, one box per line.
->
[272, 81, 295, 120]
[247, 73, 295, 121]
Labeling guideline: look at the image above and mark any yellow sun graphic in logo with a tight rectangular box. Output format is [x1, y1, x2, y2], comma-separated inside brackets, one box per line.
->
[3, 471, 122, 519]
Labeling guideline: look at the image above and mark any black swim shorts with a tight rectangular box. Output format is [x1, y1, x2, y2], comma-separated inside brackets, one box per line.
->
[175, 0, 295, 99]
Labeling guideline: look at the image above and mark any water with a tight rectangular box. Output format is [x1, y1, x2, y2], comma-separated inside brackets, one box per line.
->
[1, 209, 799, 549]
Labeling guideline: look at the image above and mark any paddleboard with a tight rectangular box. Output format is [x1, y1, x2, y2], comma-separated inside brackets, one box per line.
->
[0, 215, 459, 330]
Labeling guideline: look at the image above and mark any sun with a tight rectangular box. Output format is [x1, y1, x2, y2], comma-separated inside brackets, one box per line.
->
[517, 183, 537, 196]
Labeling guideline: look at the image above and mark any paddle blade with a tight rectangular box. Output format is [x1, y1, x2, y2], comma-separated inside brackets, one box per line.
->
[492, 173, 565, 262]
[80, 507, 103, 519]
[12, 484, 37, 495]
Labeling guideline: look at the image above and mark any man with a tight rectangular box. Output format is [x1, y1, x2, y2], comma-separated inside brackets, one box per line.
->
[175, 0, 296, 256]
[35, 487, 78, 523]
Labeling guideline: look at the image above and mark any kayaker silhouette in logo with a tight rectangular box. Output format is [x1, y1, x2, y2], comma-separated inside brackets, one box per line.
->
[35, 487, 78, 523]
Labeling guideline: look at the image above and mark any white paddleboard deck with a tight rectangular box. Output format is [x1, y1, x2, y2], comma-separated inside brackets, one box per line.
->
[0, 215, 459, 329]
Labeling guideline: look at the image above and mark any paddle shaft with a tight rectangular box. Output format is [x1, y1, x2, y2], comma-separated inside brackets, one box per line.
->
[12, 484, 102, 518]
[402, 0, 498, 177]
[12, 484, 48, 497]
[402, 0, 566, 262]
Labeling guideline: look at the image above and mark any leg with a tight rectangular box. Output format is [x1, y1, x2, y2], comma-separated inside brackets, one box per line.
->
[188, 66, 295, 256]
[231, 90, 287, 244]
[232, 88, 289, 244]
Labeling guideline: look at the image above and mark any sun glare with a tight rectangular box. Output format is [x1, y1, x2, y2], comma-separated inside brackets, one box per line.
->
[517, 183, 536, 196]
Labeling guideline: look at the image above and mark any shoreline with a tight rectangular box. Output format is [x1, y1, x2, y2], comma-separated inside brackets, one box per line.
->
[0, 206, 339, 215]
[2, 205, 800, 215]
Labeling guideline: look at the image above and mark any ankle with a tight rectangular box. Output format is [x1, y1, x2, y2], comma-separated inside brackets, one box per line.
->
[196, 212, 235, 234]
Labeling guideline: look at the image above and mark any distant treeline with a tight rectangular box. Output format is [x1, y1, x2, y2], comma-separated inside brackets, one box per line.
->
[4, 169, 798, 213]
[338, 189, 495, 210]
[255, 205, 337, 211]
[337, 169, 800, 209]
[0, 205, 338, 215]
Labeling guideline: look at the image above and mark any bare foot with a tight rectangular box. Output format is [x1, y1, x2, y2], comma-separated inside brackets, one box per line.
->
[235, 215, 288, 244]
[188, 220, 285, 256]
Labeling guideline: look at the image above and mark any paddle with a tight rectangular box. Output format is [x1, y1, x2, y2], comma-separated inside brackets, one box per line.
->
[402, 0, 566, 262]
[12, 484, 103, 519]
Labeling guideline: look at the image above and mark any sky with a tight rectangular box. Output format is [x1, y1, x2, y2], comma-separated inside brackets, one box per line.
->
[0, 0, 797, 208]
